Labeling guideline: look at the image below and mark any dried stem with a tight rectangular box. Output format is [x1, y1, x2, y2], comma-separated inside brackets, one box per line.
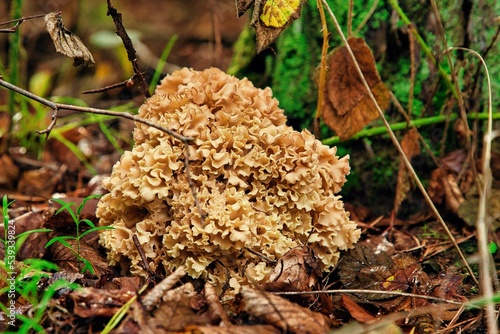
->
[321, 0, 480, 288]
[106, 0, 150, 98]
[0, 13, 46, 33]
[448, 47, 497, 334]
[0, 77, 208, 225]
[313, 0, 329, 138]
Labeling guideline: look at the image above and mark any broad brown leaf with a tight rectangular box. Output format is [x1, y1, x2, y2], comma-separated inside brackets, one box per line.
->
[241, 286, 330, 333]
[323, 37, 390, 140]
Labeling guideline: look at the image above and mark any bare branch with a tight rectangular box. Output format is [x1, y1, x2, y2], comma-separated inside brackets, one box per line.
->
[106, 0, 150, 98]
[0, 13, 46, 33]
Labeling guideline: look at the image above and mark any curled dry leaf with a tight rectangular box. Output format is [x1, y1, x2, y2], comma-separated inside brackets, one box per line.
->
[235, 0, 306, 53]
[241, 286, 330, 333]
[44, 12, 95, 67]
[322, 37, 390, 140]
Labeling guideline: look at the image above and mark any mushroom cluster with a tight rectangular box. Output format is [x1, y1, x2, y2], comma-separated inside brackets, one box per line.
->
[97, 67, 360, 291]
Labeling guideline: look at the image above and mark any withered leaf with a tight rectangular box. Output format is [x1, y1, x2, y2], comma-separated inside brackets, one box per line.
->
[44, 12, 95, 67]
[235, 0, 306, 53]
[394, 128, 421, 213]
[323, 37, 390, 140]
[241, 286, 330, 333]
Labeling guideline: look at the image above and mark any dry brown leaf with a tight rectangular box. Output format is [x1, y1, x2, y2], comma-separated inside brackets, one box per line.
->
[71, 287, 135, 318]
[0, 209, 48, 260]
[185, 325, 281, 334]
[241, 286, 330, 333]
[149, 283, 210, 331]
[323, 37, 390, 140]
[340, 294, 377, 323]
[44, 12, 95, 67]
[17, 167, 64, 198]
[49, 238, 110, 278]
[394, 128, 421, 213]
[0, 154, 19, 189]
[263, 246, 321, 294]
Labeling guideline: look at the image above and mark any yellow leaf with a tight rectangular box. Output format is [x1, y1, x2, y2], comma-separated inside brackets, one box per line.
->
[260, 0, 301, 28]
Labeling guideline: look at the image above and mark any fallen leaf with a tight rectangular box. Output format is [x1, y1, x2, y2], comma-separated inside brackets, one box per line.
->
[322, 37, 390, 140]
[241, 286, 330, 333]
[340, 294, 377, 323]
[394, 128, 421, 212]
[0, 154, 19, 189]
[71, 287, 135, 318]
[235, 0, 306, 53]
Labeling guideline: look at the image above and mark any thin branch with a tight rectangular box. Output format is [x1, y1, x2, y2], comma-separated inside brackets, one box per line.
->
[321, 0, 480, 288]
[313, 0, 329, 138]
[106, 0, 150, 98]
[0, 13, 46, 33]
[0, 77, 209, 225]
[0, 77, 190, 142]
[82, 75, 137, 94]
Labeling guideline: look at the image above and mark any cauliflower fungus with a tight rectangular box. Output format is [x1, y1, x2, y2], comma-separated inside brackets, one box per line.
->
[97, 67, 360, 291]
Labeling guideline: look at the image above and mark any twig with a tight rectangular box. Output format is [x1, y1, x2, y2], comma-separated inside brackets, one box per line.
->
[274, 289, 464, 305]
[106, 0, 150, 98]
[0, 13, 46, 33]
[0, 76, 190, 141]
[313, 0, 329, 138]
[321, 0, 480, 288]
[0, 77, 208, 225]
[82, 75, 139, 94]
[132, 234, 155, 275]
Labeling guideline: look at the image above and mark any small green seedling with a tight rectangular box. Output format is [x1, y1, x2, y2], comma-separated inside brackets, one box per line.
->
[45, 194, 113, 275]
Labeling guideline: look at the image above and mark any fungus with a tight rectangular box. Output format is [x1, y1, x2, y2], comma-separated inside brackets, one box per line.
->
[97, 67, 360, 292]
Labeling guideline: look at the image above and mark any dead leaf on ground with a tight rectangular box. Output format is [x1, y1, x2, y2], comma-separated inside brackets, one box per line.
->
[17, 167, 65, 199]
[71, 287, 135, 318]
[394, 128, 421, 213]
[235, 0, 306, 53]
[340, 294, 377, 323]
[185, 324, 281, 333]
[0, 154, 19, 189]
[48, 238, 110, 278]
[323, 37, 390, 140]
[0, 209, 49, 260]
[241, 286, 330, 333]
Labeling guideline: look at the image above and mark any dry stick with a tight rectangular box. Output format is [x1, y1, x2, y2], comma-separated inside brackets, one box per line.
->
[132, 234, 155, 276]
[0, 13, 46, 32]
[0, 77, 190, 141]
[0, 78, 208, 225]
[449, 47, 497, 334]
[275, 289, 464, 305]
[321, 0, 480, 288]
[82, 75, 140, 94]
[313, 0, 329, 138]
[106, 0, 150, 98]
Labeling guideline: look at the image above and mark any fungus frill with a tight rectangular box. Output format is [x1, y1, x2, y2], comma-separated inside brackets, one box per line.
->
[97, 67, 360, 290]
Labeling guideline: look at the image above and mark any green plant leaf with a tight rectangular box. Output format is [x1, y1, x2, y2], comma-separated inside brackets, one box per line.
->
[77, 193, 102, 216]
[52, 199, 78, 223]
[78, 226, 114, 240]
[45, 236, 75, 248]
